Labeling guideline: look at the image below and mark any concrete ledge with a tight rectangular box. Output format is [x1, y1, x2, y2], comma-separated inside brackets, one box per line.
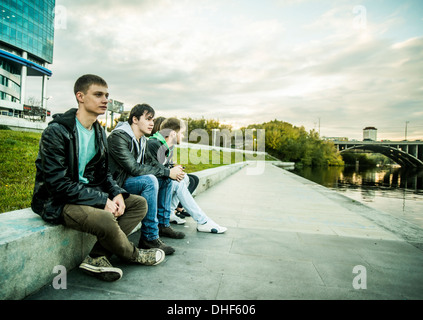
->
[0, 210, 96, 300]
[0, 160, 256, 300]
[192, 161, 249, 195]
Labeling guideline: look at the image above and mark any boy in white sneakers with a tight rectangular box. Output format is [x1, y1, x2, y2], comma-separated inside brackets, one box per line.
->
[147, 117, 227, 234]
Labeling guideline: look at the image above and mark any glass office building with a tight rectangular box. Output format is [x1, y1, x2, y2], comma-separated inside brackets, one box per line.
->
[0, 0, 55, 120]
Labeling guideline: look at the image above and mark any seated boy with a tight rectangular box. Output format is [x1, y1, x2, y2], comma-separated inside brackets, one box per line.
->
[150, 116, 199, 225]
[147, 117, 227, 233]
[107, 104, 185, 255]
[31, 75, 164, 282]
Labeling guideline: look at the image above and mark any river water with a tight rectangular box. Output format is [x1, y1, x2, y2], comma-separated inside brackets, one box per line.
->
[290, 166, 423, 229]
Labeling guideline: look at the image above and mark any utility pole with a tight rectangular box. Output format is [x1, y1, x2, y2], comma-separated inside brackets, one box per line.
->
[318, 117, 321, 137]
[405, 121, 409, 141]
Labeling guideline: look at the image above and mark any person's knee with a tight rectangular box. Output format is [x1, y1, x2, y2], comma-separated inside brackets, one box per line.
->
[189, 174, 199, 186]
[144, 174, 159, 191]
[171, 179, 182, 192]
[131, 194, 148, 219]
[124, 175, 159, 196]
[88, 210, 118, 237]
[179, 177, 188, 189]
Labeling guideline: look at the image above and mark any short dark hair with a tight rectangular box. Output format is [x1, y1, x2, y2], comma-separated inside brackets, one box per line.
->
[152, 116, 166, 135]
[159, 117, 184, 138]
[74, 74, 108, 95]
[128, 104, 155, 125]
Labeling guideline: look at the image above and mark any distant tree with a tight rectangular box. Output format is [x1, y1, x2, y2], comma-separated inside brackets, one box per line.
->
[245, 119, 344, 167]
[182, 117, 233, 145]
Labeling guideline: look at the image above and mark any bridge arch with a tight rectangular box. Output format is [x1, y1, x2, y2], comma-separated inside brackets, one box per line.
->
[338, 144, 423, 169]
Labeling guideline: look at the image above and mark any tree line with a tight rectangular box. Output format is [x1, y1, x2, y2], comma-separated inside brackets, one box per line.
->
[117, 114, 390, 168]
[244, 120, 344, 167]
[182, 117, 344, 167]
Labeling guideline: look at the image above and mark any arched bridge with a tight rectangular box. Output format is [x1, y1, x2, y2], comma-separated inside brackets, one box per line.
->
[333, 140, 423, 169]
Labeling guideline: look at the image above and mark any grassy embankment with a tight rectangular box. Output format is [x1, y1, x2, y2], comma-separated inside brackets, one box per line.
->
[0, 130, 270, 213]
[0, 130, 40, 213]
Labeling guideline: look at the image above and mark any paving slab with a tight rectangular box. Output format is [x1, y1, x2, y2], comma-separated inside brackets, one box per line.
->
[25, 162, 423, 300]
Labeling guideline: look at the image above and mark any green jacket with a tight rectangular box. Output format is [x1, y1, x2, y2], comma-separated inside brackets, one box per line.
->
[146, 132, 175, 169]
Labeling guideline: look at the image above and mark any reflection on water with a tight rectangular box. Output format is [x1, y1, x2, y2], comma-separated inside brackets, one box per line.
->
[291, 166, 423, 228]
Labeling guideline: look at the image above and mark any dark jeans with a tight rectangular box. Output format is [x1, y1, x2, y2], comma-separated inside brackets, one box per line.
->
[62, 194, 147, 261]
[123, 174, 173, 241]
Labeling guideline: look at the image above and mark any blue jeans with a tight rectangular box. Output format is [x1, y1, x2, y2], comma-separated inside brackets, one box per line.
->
[170, 175, 208, 225]
[123, 175, 172, 241]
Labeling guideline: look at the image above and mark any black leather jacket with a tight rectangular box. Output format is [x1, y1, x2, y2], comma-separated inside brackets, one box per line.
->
[31, 108, 128, 224]
[107, 122, 170, 187]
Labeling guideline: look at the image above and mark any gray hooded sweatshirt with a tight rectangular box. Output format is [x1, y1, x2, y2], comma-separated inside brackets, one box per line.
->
[107, 121, 171, 187]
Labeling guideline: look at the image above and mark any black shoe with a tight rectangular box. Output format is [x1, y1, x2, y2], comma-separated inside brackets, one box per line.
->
[175, 212, 188, 219]
[177, 210, 191, 217]
[159, 226, 185, 239]
[138, 237, 175, 255]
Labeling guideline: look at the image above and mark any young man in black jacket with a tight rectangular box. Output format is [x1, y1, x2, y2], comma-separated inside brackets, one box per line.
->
[108, 104, 186, 255]
[31, 75, 165, 282]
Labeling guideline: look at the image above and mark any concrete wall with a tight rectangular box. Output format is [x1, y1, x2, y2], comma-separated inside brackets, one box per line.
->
[0, 115, 48, 132]
[0, 160, 274, 300]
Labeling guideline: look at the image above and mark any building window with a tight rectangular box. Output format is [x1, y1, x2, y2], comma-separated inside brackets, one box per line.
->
[0, 0, 55, 63]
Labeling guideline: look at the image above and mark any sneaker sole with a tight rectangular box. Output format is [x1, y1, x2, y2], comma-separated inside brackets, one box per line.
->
[79, 263, 123, 282]
[197, 227, 227, 234]
[160, 233, 186, 239]
[153, 250, 166, 266]
[170, 220, 186, 225]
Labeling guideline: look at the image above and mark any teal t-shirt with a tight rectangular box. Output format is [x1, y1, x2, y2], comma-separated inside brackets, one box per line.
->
[76, 117, 97, 184]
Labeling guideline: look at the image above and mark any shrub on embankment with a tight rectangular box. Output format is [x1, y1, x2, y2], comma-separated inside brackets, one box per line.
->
[244, 120, 344, 167]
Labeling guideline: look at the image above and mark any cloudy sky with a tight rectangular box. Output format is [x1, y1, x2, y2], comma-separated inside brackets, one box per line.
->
[27, 0, 423, 141]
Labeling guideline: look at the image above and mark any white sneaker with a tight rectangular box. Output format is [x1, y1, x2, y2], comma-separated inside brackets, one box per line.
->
[170, 212, 186, 225]
[197, 219, 227, 234]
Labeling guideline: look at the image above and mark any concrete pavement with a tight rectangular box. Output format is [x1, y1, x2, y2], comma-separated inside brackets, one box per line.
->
[25, 162, 423, 300]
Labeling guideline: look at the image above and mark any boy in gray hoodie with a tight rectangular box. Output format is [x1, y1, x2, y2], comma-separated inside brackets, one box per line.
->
[108, 104, 185, 255]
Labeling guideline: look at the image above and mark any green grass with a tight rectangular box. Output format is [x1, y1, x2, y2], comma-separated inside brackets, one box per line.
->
[0, 130, 271, 214]
[175, 147, 248, 172]
[0, 130, 41, 213]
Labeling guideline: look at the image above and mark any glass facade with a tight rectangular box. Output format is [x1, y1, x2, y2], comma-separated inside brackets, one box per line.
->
[0, 0, 54, 121]
[0, 0, 55, 64]
[0, 73, 20, 102]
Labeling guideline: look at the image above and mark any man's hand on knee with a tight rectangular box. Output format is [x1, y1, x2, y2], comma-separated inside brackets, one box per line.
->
[104, 196, 125, 217]
[113, 194, 126, 217]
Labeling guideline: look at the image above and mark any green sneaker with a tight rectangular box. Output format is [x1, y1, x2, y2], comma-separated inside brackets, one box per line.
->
[79, 256, 123, 282]
[134, 248, 165, 266]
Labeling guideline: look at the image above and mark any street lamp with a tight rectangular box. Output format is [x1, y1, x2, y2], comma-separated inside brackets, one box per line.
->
[42, 96, 52, 121]
[405, 121, 409, 141]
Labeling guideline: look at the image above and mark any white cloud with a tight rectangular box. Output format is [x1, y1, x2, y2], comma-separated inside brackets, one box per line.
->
[34, 0, 423, 141]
